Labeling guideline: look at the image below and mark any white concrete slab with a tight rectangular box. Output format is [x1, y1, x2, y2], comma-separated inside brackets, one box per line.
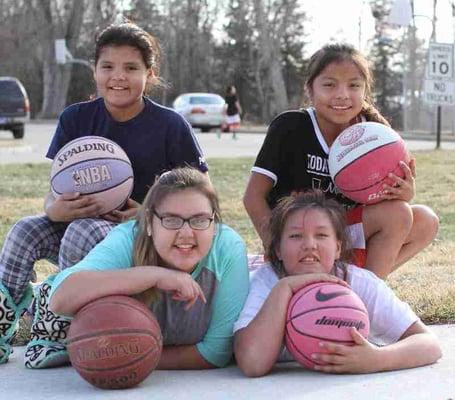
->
[1, 325, 454, 400]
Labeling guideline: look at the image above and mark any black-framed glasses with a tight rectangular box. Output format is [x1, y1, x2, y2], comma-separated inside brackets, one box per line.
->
[153, 211, 214, 230]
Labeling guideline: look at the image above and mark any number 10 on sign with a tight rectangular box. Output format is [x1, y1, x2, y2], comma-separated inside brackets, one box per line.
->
[426, 43, 454, 80]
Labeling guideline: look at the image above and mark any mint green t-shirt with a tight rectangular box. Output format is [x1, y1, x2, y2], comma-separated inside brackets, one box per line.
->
[50, 221, 249, 367]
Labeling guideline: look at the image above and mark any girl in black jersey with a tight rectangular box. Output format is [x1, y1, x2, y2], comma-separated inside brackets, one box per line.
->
[244, 43, 439, 279]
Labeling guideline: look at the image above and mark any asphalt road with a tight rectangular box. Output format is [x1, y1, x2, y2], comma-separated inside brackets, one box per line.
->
[1, 121, 455, 164]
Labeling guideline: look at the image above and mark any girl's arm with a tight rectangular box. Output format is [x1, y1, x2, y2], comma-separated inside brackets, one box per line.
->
[236, 100, 242, 115]
[49, 266, 205, 316]
[243, 172, 274, 245]
[103, 198, 141, 223]
[312, 320, 442, 373]
[45, 191, 104, 222]
[235, 273, 348, 377]
[376, 320, 442, 371]
[234, 279, 292, 377]
[158, 345, 214, 370]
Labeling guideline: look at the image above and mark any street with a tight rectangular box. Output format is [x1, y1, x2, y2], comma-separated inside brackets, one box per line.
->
[1, 121, 455, 164]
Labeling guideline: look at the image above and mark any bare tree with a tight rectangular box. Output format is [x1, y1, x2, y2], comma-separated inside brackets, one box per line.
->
[252, 0, 288, 120]
[39, 0, 86, 118]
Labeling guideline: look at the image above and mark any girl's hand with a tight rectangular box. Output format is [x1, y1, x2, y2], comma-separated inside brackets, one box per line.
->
[154, 268, 206, 310]
[46, 192, 104, 222]
[382, 158, 416, 202]
[282, 273, 349, 294]
[312, 328, 381, 374]
[103, 198, 140, 223]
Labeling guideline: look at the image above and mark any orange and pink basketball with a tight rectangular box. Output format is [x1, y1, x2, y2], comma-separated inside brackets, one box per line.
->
[285, 282, 370, 369]
[50, 136, 134, 215]
[328, 122, 410, 204]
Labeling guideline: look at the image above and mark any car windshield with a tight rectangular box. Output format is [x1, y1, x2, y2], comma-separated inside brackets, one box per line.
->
[0, 81, 23, 100]
[189, 96, 224, 105]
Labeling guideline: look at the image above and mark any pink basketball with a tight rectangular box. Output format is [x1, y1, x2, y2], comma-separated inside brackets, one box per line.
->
[285, 282, 370, 369]
[328, 122, 410, 204]
[50, 136, 134, 215]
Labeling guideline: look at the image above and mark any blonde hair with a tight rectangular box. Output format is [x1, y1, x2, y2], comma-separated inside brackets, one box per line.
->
[132, 167, 221, 304]
[305, 43, 390, 127]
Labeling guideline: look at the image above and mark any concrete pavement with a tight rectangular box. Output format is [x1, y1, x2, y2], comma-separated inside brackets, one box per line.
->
[1, 324, 454, 400]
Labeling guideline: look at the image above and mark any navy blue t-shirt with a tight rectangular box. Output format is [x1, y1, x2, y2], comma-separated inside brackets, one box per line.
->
[47, 97, 208, 203]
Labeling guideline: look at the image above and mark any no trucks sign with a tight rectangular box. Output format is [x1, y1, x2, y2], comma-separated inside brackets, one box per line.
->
[423, 43, 455, 106]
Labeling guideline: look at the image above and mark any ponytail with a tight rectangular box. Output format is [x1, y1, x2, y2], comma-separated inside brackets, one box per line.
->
[361, 103, 390, 127]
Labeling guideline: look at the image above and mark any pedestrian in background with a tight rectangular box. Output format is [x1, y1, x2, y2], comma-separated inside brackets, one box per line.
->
[221, 85, 242, 140]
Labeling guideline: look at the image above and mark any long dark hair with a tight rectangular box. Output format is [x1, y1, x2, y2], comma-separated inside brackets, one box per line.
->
[94, 22, 164, 92]
[266, 190, 352, 278]
[305, 43, 390, 126]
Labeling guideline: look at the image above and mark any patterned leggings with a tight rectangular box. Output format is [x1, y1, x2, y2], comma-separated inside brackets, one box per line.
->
[0, 215, 116, 304]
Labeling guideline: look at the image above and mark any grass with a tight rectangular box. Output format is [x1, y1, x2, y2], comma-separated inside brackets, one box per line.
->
[1, 152, 455, 325]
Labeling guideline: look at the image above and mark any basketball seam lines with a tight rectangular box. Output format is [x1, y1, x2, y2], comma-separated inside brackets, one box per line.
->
[285, 326, 327, 366]
[51, 158, 133, 195]
[332, 141, 400, 191]
[68, 329, 162, 344]
[288, 305, 368, 321]
[71, 345, 161, 372]
[79, 299, 157, 319]
[286, 321, 363, 343]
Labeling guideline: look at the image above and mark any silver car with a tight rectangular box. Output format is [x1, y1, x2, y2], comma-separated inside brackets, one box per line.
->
[173, 92, 225, 132]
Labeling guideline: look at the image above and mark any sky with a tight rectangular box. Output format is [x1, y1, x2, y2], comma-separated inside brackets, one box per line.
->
[303, 0, 454, 56]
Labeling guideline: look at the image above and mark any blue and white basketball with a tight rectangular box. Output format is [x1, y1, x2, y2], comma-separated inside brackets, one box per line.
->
[50, 136, 134, 215]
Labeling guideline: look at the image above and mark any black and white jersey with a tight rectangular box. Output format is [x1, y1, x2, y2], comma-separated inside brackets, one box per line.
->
[252, 108, 356, 209]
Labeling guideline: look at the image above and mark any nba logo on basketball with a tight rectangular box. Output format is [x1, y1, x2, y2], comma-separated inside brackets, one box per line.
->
[72, 165, 113, 187]
[51, 136, 134, 215]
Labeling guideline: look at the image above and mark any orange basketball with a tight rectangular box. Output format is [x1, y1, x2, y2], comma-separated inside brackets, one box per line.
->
[68, 295, 162, 389]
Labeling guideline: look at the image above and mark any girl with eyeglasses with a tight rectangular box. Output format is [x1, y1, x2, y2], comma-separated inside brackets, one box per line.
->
[49, 167, 249, 369]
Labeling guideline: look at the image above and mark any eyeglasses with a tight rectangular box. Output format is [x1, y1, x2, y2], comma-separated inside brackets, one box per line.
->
[153, 211, 214, 230]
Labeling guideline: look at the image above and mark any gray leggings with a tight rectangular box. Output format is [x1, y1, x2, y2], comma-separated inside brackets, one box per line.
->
[0, 215, 116, 304]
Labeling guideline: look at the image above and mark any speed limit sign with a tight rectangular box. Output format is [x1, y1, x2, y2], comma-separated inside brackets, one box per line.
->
[426, 42, 454, 80]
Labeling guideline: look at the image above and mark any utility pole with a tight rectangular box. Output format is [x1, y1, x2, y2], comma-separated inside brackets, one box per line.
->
[431, 0, 442, 148]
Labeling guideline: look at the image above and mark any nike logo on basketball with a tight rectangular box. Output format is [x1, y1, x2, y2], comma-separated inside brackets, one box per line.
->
[315, 289, 349, 302]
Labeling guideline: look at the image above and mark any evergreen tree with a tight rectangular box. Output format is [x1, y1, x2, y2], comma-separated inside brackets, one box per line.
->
[369, 0, 404, 128]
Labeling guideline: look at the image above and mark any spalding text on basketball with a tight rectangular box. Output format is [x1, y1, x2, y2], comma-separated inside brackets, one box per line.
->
[72, 165, 112, 187]
[57, 142, 115, 167]
[315, 315, 366, 330]
[91, 370, 138, 387]
[74, 339, 141, 362]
